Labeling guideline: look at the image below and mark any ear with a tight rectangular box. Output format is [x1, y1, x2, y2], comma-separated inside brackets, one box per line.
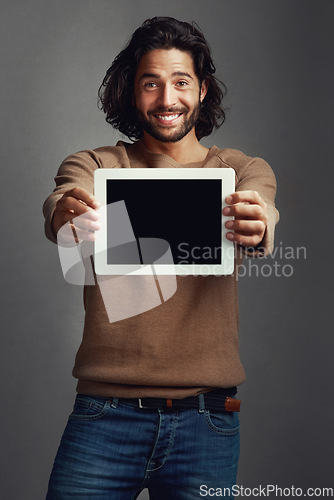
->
[200, 79, 208, 103]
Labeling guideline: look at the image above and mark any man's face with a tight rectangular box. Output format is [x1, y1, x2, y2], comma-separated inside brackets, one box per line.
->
[133, 48, 207, 143]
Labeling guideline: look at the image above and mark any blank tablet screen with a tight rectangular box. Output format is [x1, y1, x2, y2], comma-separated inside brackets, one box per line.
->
[106, 179, 222, 265]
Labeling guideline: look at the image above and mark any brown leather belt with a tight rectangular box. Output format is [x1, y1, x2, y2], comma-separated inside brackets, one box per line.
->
[118, 388, 241, 412]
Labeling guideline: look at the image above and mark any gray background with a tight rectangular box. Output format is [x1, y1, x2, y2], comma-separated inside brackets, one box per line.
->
[1, 1, 333, 499]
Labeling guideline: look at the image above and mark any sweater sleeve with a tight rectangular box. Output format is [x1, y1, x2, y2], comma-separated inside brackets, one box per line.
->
[42, 150, 102, 244]
[215, 148, 279, 257]
[236, 155, 279, 257]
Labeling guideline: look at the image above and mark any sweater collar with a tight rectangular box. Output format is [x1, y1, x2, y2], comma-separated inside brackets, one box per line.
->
[126, 139, 219, 168]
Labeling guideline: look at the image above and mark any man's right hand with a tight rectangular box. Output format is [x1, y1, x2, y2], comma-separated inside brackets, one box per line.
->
[52, 187, 101, 243]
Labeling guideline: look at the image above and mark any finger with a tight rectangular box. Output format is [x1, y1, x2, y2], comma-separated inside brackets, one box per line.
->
[226, 231, 264, 248]
[59, 196, 100, 219]
[72, 212, 101, 232]
[57, 226, 97, 245]
[64, 187, 100, 209]
[225, 191, 266, 208]
[70, 224, 98, 241]
[223, 203, 265, 220]
[62, 212, 101, 232]
[225, 219, 266, 235]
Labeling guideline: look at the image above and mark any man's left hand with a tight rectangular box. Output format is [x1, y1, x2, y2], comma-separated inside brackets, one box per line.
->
[223, 190, 268, 248]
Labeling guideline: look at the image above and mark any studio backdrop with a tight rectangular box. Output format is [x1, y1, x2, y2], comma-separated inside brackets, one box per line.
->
[1, 1, 333, 499]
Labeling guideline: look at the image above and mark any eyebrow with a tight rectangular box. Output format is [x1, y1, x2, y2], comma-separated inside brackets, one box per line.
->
[139, 71, 194, 81]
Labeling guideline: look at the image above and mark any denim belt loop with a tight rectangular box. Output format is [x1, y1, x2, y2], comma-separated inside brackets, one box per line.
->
[198, 394, 205, 414]
[111, 397, 119, 409]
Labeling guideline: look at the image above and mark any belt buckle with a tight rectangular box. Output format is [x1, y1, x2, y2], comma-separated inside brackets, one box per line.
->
[138, 398, 145, 409]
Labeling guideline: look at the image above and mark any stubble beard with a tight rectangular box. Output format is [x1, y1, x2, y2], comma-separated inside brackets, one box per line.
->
[136, 102, 201, 143]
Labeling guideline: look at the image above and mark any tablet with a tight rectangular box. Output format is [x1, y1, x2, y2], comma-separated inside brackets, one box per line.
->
[94, 168, 235, 276]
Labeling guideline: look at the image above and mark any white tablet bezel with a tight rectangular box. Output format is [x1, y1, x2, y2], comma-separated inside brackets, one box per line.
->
[94, 168, 235, 276]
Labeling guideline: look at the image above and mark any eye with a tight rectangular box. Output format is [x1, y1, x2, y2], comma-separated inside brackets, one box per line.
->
[176, 81, 188, 87]
[144, 82, 158, 88]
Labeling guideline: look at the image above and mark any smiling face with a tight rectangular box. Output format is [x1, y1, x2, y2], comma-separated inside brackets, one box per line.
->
[133, 49, 207, 144]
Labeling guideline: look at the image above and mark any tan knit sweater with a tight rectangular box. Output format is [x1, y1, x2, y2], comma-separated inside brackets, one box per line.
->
[43, 140, 279, 399]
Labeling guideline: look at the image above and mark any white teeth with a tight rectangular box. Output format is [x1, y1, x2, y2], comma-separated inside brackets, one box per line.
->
[155, 114, 180, 121]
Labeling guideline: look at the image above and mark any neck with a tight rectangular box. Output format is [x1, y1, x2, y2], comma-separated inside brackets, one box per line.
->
[142, 130, 209, 164]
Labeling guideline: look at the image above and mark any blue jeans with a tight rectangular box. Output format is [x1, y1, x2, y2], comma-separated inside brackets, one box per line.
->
[46, 394, 240, 499]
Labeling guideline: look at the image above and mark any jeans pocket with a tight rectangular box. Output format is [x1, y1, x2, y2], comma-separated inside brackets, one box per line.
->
[205, 410, 240, 435]
[69, 395, 110, 421]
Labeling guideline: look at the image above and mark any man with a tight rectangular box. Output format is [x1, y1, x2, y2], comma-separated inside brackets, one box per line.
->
[43, 17, 279, 500]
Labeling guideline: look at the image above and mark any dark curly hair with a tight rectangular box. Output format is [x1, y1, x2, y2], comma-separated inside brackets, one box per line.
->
[98, 16, 226, 141]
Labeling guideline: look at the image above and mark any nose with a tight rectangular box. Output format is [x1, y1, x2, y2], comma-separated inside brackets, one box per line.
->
[157, 84, 177, 108]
